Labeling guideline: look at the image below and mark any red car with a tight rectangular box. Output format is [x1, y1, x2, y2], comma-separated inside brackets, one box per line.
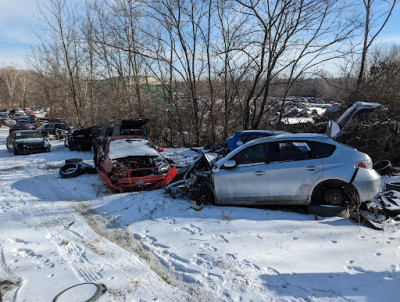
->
[96, 136, 177, 192]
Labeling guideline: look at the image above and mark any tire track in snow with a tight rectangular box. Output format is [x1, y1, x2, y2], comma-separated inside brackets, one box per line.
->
[77, 204, 213, 301]
[11, 163, 193, 300]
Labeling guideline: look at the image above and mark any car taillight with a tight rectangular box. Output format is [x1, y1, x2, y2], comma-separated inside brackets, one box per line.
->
[356, 159, 372, 169]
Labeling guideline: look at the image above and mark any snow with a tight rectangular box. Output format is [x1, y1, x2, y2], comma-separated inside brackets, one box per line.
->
[1, 127, 400, 301]
[108, 138, 160, 160]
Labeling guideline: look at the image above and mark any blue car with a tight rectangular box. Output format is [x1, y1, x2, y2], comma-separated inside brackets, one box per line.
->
[225, 130, 288, 152]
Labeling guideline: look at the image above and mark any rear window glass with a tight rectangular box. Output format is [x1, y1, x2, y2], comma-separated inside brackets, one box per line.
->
[308, 141, 336, 158]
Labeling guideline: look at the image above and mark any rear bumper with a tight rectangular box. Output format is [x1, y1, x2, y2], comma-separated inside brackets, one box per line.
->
[352, 168, 381, 202]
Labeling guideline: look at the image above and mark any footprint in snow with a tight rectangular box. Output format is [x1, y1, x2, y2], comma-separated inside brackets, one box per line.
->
[375, 252, 382, 256]
[330, 240, 338, 244]
[344, 266, 366, 274]
[211, 234, 229, 243]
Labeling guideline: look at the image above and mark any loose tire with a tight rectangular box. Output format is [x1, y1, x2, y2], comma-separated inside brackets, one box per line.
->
[59, 163, 81, 178]
[65, 158, 83, 164]
[307, 204, 350, 218]
[386, 182, 400, 192]
[373, 160, 392, 176]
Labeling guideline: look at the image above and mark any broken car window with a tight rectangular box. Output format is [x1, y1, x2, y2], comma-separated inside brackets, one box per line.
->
[232, 143, 269, 165]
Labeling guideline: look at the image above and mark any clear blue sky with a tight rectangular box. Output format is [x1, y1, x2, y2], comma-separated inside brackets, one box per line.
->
[0, 0, 400, 68]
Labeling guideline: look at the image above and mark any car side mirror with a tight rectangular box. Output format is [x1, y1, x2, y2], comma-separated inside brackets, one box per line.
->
[223, 160, 237, 169]
[158, 147, 164, 152]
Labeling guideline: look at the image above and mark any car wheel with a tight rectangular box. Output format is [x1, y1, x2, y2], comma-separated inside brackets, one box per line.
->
[13, 148, 19, 155]
[59, 163, 81, 178]
[46, 147, 50, 152]
[324, 189, 344, 206]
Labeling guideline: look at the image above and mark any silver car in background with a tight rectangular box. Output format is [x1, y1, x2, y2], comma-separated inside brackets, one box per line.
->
[212, 133, 381, 206]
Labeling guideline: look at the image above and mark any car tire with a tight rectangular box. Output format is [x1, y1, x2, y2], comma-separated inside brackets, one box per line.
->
[46, 147, 50, 152]
[59, 163, 81, 178]
[307, 204, 350, 218]
[65, 158, 83, 164]
[386, 182, 400, 192]
[13, 148, 19, 155]
[373, 160, 393, 176]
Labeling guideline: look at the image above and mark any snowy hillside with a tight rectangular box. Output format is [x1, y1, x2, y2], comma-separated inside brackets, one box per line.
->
[1, 128, 400, 301]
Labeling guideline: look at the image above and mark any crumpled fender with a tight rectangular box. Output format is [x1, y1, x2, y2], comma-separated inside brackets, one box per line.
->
[152, 166, 178, 189]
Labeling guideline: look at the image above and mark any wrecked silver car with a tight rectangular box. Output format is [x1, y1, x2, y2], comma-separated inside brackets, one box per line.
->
[167, 102, 382, 208]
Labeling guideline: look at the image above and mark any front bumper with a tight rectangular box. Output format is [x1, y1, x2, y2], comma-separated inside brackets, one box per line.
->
[99, 166, 177, 192]
[16, 145, 48, 155]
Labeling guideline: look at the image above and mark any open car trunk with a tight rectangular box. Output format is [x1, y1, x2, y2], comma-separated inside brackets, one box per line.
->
[327, 101, 381, 138]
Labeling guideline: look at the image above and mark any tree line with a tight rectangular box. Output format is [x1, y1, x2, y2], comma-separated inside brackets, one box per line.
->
[0, 0, 399, 148]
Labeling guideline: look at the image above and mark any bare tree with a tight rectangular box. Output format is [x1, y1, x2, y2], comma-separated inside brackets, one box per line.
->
[357, 0, 398, 87]
[0, 66, 19, 108]
[234, 0, 357, 129]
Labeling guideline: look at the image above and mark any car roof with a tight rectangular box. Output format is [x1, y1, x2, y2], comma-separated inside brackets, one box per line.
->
[234, 130, 286, 136]
[246, 132, 333, 145]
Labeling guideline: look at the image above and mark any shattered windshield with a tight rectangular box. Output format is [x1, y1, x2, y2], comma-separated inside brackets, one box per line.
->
[108, 138, 159, 160]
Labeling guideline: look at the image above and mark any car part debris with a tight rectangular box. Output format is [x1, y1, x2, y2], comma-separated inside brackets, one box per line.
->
[373, 160, 393, 176]
[385, 182, 400, 192]
[378, 191, 400, 216]
[52, 282, 107, 302]
[165, 152, 216, 206]
[59, 159, 97, 178]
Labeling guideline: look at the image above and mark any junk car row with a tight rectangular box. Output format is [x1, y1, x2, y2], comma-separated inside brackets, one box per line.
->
[2, 102, 383, 212]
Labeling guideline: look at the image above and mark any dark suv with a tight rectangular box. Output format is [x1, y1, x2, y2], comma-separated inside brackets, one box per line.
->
[65, 126, 101, 151]
[92, 118, 148, 155]
[41, 122, 70, 138]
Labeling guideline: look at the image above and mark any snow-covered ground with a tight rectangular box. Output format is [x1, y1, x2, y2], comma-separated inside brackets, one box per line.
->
[1, 127, 400, 301]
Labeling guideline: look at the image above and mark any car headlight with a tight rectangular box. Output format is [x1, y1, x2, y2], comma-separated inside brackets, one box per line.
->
[158, 163, 170, 174]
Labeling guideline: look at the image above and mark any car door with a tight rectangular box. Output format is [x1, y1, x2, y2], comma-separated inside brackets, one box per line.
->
[213, 142, 270, 205]
[267, 141, 323, 204]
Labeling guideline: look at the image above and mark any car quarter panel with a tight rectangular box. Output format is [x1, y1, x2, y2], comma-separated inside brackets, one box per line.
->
[352, 168, 381, 202]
